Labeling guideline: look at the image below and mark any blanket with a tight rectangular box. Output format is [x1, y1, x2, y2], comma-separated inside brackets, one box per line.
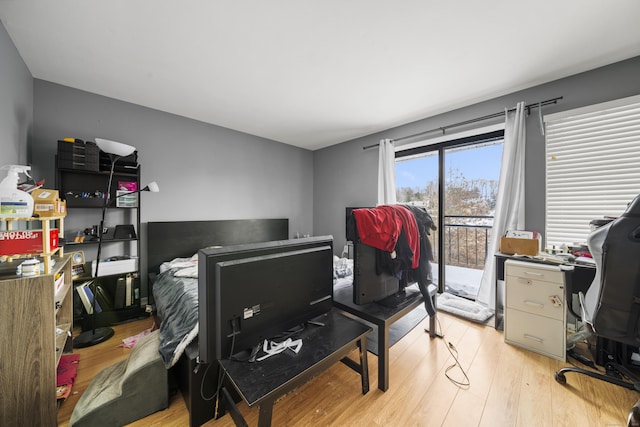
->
[153, 261, 200, 368]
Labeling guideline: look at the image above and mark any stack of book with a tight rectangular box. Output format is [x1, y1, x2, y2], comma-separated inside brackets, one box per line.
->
[76, 281, 112, 314]
[113, 275, 136, 308]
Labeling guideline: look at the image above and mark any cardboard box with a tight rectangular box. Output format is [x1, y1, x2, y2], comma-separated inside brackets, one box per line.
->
[32, 188, 67, 217]
[0, 228, 59, 256]
[500, 236, 540, 256]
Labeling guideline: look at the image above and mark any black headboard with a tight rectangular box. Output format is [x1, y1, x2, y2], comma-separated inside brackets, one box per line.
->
[147, 219, 289, 274]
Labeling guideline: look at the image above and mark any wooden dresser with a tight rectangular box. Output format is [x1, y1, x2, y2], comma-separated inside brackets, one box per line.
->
[0, 254, 72, 426]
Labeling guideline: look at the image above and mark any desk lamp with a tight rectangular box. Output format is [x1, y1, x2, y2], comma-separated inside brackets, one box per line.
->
[73, 138, 159, 348]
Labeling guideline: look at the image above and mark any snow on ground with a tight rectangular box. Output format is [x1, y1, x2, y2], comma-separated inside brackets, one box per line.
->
[431, 263, 484, 299]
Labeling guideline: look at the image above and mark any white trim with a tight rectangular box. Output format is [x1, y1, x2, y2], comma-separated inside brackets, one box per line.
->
[395, 122, 505, 153]
[545, 94, 640, 122]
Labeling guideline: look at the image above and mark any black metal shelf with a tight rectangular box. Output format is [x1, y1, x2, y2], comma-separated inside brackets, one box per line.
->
[65, 200, 139, 209]
[57, 155, 143, 325]
[57, 167, 139, 177]
[64, 238, 138, 247]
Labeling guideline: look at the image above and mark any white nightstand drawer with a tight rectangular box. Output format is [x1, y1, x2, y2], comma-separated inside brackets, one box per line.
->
[505, 274, 565, 320]
[505, 308, 565, 360]
[505, 260, 564, 284]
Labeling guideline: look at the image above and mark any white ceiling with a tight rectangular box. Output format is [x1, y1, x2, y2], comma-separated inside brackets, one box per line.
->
[2, 1, 640, 151]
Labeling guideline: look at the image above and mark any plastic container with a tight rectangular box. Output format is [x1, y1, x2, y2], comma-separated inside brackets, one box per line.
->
[0, 165, 34, 219]
[17, 258, 41, 277]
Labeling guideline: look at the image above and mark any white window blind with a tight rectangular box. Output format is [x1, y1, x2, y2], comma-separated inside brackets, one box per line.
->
[544, 94, 640, 247]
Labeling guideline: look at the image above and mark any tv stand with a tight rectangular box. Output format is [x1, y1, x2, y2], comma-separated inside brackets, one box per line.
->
[218, 309, 370, 427]
[375, 288, 416, 309]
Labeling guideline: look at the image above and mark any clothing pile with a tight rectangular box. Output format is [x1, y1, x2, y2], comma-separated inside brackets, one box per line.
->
[347, 204, 437, 316]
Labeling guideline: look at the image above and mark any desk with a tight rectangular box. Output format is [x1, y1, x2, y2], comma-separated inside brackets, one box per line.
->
[218, 309, 371, 427]
[494, 252, 596, 330]
[333, 285, 438, 392]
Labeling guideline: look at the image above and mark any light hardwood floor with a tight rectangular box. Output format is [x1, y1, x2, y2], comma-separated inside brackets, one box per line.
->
[57, 311, 639, 427]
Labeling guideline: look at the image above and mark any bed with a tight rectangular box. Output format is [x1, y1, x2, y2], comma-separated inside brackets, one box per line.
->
[333, 254, 354, 290]
[147, 219, 289, 427]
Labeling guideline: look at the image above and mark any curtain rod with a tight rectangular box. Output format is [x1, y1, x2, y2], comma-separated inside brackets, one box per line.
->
[363, 96, 563, 150]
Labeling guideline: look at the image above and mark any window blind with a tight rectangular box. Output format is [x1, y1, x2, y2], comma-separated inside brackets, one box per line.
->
[545, 94, 640, 247]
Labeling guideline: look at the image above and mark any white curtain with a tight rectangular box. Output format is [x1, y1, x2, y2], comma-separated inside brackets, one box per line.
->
[476, 102, 527, 309]
[377, 138, 396, 205]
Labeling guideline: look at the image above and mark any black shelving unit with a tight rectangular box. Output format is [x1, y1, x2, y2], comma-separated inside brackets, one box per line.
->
[56, 163, 148, 327]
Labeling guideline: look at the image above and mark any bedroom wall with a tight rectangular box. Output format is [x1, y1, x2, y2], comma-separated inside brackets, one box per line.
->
[31, 80, 314, 297]
[32, 80, 314, 230]
[0, 20, 32, 166]
[314, 55, 640, 256]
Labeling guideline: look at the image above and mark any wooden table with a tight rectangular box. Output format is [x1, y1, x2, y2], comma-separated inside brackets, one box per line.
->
[333, 284, 438, 392]
[218, 308, 371, 427]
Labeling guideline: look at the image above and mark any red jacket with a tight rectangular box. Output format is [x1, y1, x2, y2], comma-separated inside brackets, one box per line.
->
[352, 205, 420, 269]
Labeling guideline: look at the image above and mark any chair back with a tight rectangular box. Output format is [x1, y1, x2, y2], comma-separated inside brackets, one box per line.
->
[583, 194, 640, 346]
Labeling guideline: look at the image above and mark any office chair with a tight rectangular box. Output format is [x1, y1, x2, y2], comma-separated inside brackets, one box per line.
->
[554, 194, 640, 425]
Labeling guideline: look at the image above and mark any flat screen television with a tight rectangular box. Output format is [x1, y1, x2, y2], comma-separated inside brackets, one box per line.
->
[352, 241, 403, 305]
[346, 207, 409, 306]
[198, 235, 333, 364]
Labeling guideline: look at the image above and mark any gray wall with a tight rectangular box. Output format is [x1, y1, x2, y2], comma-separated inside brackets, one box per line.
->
[32, 80, 314, 232]
[31, 81, 314, 297]
[314, 56, 640, 255]
[0, 20, 32, 165]
[5, 11, 640, 273]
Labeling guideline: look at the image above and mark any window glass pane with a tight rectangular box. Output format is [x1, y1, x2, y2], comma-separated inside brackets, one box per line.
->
[395, 137, 503, 300]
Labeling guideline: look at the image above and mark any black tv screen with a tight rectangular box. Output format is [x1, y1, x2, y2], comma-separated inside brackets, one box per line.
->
[346, 207, 402, 305]
[215, 246, 333, 361]
[198, 236, 333, 364]
[352, 241, 401, 305]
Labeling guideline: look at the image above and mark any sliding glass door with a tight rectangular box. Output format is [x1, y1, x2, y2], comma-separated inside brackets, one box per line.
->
[396, 130, 503, 300]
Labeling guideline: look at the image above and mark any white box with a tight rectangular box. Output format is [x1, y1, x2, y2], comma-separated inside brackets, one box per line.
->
[54, 272, 65, 294]
[91, 257, 138, 277]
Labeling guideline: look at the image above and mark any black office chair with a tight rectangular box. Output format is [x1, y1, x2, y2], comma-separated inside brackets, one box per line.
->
[554, 194, 640, 425]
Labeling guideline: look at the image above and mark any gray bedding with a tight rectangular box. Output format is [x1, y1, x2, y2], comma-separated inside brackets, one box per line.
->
[153, 266, 200, 368]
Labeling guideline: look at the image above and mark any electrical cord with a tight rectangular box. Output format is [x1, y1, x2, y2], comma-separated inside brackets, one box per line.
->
[201, 320, 312, 412]
[198, 317, 240, 419]
[431, 317, 471, 389]
[444, 341, 470, 389]
[198, 362, 217, 402]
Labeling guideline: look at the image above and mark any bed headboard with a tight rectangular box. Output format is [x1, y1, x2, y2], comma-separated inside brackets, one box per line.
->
[147, 219, 289, 274]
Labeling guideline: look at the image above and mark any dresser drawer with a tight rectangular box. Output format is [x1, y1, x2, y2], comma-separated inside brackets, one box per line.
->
[505, 259, 564, 284]
[505, 274, 565, 320]
[505, 308, 565, 360]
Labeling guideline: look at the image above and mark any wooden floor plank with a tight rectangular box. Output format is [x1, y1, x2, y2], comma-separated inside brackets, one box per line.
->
[57, 311, 640, 427]
[515, 351, 554, 427]
[478, 342, 525, 427]
[441, 325, 498, 427]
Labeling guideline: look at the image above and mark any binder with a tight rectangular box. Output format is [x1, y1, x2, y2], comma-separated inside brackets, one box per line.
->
[95, 284, 113, 311]
[125, 275, 132, 307]
[114, 277, 126, 309]
[76, 282, 102, 314]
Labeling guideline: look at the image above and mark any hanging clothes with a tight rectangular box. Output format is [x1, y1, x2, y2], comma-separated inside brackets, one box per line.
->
[402, 205, 438, 316]
[350, 205, 436, 316]
[351, 205, 420, 269]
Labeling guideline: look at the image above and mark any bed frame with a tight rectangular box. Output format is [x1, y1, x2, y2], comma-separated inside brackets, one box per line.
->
[147, 219, 289, 427]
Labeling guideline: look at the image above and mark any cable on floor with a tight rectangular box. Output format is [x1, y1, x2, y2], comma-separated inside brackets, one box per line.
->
[428, 316, 471, 389]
